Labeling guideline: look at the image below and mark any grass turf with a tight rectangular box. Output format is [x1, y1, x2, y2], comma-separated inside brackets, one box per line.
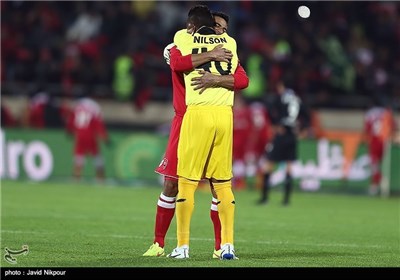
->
[1, 180, 399, 269]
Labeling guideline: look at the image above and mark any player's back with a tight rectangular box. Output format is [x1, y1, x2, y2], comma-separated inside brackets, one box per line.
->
[273, 89, 301, 128]
[174, 28, 238, 106]
[71, 98, 105, 140]
[365, 107, 394, 141]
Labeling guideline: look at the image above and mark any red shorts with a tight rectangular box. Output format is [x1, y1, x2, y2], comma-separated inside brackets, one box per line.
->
[369, 138, 384, 163]
[155, 115, 183, 180]
[74, 138, 99, 156]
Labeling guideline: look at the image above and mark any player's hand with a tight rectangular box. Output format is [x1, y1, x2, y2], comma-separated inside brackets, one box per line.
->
[210, 44, 232, 63]
[191, 70, 218, 94]
[163, 43, 175, 65]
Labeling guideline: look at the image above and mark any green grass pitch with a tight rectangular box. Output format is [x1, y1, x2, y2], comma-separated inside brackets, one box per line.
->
[1, 180, 399, 268]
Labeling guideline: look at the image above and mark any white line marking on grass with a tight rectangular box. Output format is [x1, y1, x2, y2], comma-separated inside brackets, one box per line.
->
[253, 240, 384, 249]
[2, 230, 388, 249]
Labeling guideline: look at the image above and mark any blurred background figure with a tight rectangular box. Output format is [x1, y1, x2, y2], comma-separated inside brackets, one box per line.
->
[1, 99, 17, 128]
[66, 96, 109, 182]
[245, 99, 272, 190]
[22, 92, 49, 129]
[363, 98, 397, 195]
[21, 90, 69, 129]
[258, 78, 310, 206]
[232, 92, 252, 190]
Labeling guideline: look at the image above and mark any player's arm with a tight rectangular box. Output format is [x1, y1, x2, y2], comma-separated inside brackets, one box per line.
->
[297, 103, 312, 139]
[191, 44, 232, 67]
[168, 44, 232, 72]
[191, 63, 249, 94]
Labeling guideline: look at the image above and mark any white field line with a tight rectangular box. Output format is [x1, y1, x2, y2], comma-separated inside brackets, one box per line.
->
[1, 230, 390, 250]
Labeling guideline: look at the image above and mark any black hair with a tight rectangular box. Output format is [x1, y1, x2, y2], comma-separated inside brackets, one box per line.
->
[212, 11, 229, 24]
[187, 5, 214, 29]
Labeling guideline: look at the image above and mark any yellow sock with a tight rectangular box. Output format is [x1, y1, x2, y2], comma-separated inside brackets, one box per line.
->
[213, 181, 235, 245]
[176, 177, 198, 247]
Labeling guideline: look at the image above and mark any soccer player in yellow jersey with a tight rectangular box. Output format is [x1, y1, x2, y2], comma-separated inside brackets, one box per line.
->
[167, 5, 239, 260]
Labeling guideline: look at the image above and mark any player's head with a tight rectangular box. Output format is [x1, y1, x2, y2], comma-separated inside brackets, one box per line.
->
[186, 5, 214, 34]
[212, 11, 229, 35]
[276, 75, 293, 95]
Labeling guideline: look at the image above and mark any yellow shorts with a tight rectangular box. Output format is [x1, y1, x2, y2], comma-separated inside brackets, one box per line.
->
[177, 105, 233, 181]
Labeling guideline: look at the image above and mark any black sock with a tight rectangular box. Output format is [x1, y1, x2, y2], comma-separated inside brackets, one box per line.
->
[283, 173, 292, 204]
[261, 173, 271, 202]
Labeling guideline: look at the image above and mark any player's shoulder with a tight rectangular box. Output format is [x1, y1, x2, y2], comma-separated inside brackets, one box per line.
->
[174, 29, 190, 43]
[222, 33, 237, 44]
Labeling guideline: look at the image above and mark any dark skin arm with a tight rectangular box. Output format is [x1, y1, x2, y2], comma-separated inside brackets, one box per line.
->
[191, 44, 232, 67]
[191, 70, 235, 94]
[191, 64, 249, 94]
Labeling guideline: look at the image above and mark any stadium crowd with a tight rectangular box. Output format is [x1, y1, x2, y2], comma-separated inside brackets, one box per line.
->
[2, 1, 399, 113]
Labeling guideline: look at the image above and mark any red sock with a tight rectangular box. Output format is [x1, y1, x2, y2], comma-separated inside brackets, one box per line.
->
[153, 193, 176, 248]
[210, 197, 221, 250]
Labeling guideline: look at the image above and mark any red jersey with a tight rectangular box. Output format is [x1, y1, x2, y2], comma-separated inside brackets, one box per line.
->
[67, 98, 108, 156]
[169, 46, 191, 116]
[364, 107, 396, 144]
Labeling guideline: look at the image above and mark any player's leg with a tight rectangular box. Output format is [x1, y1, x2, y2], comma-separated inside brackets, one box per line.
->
[259, 158, 274, 204]
[144, 116, 182, 256]
[206, 107, 237, 259]
[283, 161, 293, 205]
[169, 107, 213, 257]
[73, 143, 85, 181]
[282, 132, 297, 205]
[143, 178, 178, 257]
[73, 154, 85, 181]
[88, 141, 105, 182]
[369, 140, 384, 195]
[209, 182, 222, 258]
[232, 159, 246, 190]
[174, 177, 198, 247]
[93, 154, 105, 182]
[212, 179, 236, 259]
[259, 131, 282, 204]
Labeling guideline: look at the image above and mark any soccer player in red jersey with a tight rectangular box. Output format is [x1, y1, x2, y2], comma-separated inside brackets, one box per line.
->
[232, 93, 253, 190]
[247, 101, 272, 189]
[66, 97, 109, 181]
[363, 101, 397, 195]
[143, 11, 248, 258]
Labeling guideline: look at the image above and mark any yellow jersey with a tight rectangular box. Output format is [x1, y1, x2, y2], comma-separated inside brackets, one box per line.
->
[174, 28, 239, 106]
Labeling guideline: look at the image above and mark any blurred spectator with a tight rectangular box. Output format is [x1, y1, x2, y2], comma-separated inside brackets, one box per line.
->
[23, 92, 49, 128]
[66, 97, 109, 182]
[241, 53, 267, 101]
[66, 5, 102, 43]
[22, 91, 67, 129]
[1, 101, 17, 127]
[112, 50, 135, 102]
[0, 1, 399, 112]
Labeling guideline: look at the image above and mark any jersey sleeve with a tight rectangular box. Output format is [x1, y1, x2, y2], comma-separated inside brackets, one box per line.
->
[233, 63, 249, 90]
[170, 46, 193, 72]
